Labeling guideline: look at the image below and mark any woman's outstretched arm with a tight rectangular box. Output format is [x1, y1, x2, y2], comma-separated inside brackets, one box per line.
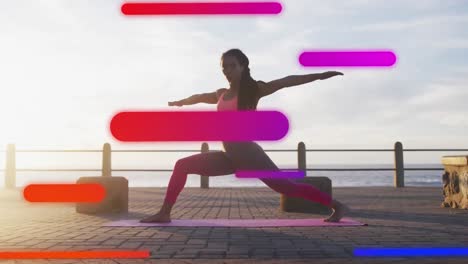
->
[258, 71, 343, 98]
[168, 88, 226, 106]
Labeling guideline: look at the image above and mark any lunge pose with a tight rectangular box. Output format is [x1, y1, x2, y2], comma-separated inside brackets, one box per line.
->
[141, 49, 349, 223]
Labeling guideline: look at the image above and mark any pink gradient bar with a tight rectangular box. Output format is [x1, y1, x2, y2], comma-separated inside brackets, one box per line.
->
[299, 50, 397, 67]
[236, 169, 305, 179]
[110, 111, 289, 142]
[121, 2, 283, 15]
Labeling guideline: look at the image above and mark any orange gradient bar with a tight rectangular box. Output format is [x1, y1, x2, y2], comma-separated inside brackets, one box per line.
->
[121, 1, 283, 15]
[23, 184, 106, 203]
[0, 251, 150, 259]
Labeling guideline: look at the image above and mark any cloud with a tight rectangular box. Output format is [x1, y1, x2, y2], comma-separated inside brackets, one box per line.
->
[1, 0, 468, 155]
[351, 14, 468, 32]
[432, 38, 468, 49]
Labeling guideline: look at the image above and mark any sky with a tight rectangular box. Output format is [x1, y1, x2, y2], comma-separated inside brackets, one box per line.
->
[1, 0, 468, 167]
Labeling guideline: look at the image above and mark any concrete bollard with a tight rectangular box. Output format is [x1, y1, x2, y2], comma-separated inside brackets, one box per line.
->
[5, 144, 16, 189]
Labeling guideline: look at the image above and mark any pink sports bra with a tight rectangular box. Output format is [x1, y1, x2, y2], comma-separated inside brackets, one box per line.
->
[217, 90, 238, 111]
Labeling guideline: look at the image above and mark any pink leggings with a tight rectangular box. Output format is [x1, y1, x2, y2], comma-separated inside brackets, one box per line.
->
[164, 142, 332, 206]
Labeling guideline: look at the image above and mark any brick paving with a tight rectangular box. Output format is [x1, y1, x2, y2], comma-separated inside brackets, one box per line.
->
[0, 186, 467, 263]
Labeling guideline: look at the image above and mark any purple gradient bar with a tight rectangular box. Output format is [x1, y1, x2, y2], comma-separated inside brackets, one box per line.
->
[121, 2, 283, 15]
[299, 50, 397, 67]
[236, 169, 305, 179]
[354, 247, 468, 257]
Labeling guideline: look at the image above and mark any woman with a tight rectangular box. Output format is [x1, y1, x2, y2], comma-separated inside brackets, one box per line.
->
[140, 48, 349, 223]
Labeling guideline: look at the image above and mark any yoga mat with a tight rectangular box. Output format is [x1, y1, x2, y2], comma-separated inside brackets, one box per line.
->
[104, 218, 366, 227]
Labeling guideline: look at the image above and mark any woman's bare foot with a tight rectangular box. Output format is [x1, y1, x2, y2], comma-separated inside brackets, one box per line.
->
[140, 201, 174, 223]
[140, 211, 171, 223]
[324, 200, 350, 222]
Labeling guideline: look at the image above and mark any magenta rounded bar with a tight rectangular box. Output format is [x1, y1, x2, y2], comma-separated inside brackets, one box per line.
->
[110, 111, 289, 142]
[299, 50, 397, 67]
[121, 2, 283, 15]
[236, 170, 305, 179]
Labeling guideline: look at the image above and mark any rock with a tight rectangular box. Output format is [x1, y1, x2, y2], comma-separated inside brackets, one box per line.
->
[76, 176, 128, 214]
[280, 176, 332, 213]
[441, 156, 468, 209]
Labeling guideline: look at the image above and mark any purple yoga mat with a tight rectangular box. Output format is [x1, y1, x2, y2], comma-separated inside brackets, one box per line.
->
[104, 218, 366, 227]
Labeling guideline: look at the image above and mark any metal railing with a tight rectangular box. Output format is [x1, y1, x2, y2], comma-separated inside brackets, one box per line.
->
[3, 142, 467, 189]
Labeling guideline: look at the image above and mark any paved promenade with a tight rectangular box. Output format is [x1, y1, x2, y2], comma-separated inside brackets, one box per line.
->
[0, 186, 467, 263]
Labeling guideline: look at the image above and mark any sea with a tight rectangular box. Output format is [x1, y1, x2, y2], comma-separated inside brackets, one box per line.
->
[5, 163, 445, 188]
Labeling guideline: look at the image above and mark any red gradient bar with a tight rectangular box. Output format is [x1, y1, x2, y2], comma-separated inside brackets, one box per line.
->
[23, 184, 106, 203]
[110, 111, 289, 142]
[236, 169, 305, 179]
[0, 251, 150, 259]
[299, 50, 397, 67]
[121, 1, 283, 15]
